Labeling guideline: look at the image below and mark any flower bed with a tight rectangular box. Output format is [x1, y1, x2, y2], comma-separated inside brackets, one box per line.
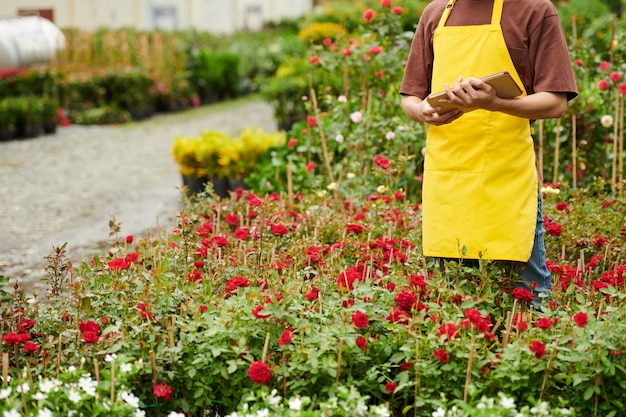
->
[1, 179, 624, 416]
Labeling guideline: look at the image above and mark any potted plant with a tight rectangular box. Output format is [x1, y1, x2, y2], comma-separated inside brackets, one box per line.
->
[0, 99, 17, 141]
[171, 128, 285, 197]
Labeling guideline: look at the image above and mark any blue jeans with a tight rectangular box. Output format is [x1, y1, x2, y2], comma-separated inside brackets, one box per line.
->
[517, 192, 552, 309]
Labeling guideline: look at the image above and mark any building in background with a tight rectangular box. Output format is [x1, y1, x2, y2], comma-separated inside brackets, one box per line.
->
[0, 0, 313, 33]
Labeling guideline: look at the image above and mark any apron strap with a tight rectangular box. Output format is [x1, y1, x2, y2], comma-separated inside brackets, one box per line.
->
[437, 0, 457, 29]
[491, 0, 504, 25]
[438, 0, 505, 28]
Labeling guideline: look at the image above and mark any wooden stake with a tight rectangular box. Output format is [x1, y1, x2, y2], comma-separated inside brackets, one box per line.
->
[571, 114, 577, 189]
[2, 353, 8, 385]
[540, 340, 559, 400]
[618, 94, 624, 195]
[287, 160, 293, 205]
[150, 350, 157, 384]
[17, 371, 28, 413]
[335, 338, 344, 382]
[553, 118, 561, 184]
[94, 358, 101, 383]
[502, 300, 518, 348]
[110, 363, 115, 405]
[56, 334, 63, 378]
[262, 332, 270, 363]
[463, 337, 476, 403]
[538, 119, 544, 179]
[611, 91, 619, 194]
[310, 88, 336, 184]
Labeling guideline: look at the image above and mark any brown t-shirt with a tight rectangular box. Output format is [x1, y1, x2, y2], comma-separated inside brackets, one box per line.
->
[400, 0, 578, 101]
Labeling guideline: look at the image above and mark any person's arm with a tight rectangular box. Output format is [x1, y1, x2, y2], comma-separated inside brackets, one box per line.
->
[401, 94, 463, 126]
[438, 76, 568, 120]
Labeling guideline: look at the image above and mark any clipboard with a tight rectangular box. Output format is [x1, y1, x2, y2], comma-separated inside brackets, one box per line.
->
[426, 71, 523, 112]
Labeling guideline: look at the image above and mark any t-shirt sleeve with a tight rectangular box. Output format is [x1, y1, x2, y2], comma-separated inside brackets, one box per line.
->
[530, 14, 578, 101]
[400, 20, 433, 99]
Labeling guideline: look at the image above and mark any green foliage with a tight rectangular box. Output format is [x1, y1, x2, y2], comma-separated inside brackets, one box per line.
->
[188, 48, 242, 102]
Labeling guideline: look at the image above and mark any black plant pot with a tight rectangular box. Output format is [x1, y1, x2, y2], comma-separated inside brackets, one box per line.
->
[0, 126, 15, 141]
[182, 175, 248, 199]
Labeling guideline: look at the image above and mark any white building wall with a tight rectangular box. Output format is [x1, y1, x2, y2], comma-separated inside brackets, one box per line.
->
[0, 0, 313, 33]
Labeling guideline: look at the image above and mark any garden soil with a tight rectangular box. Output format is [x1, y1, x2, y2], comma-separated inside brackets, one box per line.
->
[0, 97, 277, 298]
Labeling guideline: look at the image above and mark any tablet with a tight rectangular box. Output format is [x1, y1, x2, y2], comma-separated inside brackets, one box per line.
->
[426, 71, 523, 113]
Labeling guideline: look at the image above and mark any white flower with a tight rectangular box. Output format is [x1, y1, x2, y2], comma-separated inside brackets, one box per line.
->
[120, 363, 133, 373]
[268, 390, 281, 406]
[79, 375, 98, 396]
[316, 190, 328, 198]
[385, 131, 395, 140]
[601, 114, 614, 128]
[135, 410, 146, 417]
[0, 387, 11, 399]
[370, 404, 391, 417]
[105, 354, 118, 362]
[256, 409, 269, 417]
[38, 379, 60, 393]
[17, 383, 30, 394]
[346, 173, 355, 179]
[327, 182, 338, 190]
[500, 395, 515, 409]
[558, 408, 573, 415]
[301, 96, 308, 101]
[67, 366, 77, 373]
[354, 401, 368, 415]
[121, 391, 140, 408]
[68, 388, 82, 403]
[377, 185, 388, 193]
[350, 111, 363, 123]
[37, 409, 53, 417]
[432, 407, 446, 417]
[288, 397, 303, 410]
[540, 186, 561, 195]
[338, 95, 348, 103]
[530, 401, 550, 415]
[32, 392, 47, 401]
[167, 413, 185, 417]
[335, 134, 344, 143]
[3, 410, 20, 417]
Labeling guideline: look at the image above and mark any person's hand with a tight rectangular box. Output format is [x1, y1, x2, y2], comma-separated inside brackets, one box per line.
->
[414, 99, 463, 126]
[440, 76, 499, 111]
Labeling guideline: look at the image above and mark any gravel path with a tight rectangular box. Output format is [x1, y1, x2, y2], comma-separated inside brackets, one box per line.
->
[0, 97, 277, 297]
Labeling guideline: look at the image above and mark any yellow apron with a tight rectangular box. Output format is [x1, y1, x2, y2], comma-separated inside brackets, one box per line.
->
[422, 0, 537, 262]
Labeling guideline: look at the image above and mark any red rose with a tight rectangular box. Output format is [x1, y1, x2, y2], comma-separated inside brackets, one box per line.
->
[363, 8, 374, 22]
[23, 341, 39, 353]
[309, 56, 320, 64]
[386, 308, 410, 324]
[153, 381, 173, 401]
[306, 161, 316, 173]
[270, 223, 289, 236]
[199, 304, 208, 313]
[438, 322, 459, 342]
[79, 320, 101, 335]
[535, 317, 553, 329]
[252, 305, 271, 319]
[369, 46, 382, 55]
[351, 311, 369, 328]
[83, 331, 100, 344]
[234, 227, 250, 240]
[125, 235, 134, 244]
[225, 276, 249, 293]
[391, 6, 403, 14]
[373, 154, 390, 169]
[356, 336, 367, 351]
[346, 223, 364, 234]
[619, 82, 626, 95]
[278, 330, 292, 345]
[381, 0, 392, 7]
[597, 79, 610, 90]
[384, 381, 397, 393]
[529, 340, 547, 359]
[395, 290, 417, 311]
[610, 71, 622, 82]
[224, 212, 240, 226]
[304, 287, 319, 301]
[511, 287, 534, 303]
[248, 361, 272, 384]
[573, 311, 588, 328]
[433, 348, 449, 363]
